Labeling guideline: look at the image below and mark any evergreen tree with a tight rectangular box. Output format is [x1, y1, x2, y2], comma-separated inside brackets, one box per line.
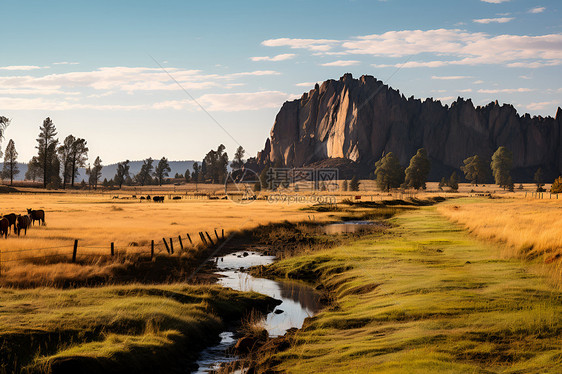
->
[135, 157, 153, 186]
[154, 157, 171, 186]
[534, 168, 545, 192]
[0, 116, 10, 157]
[449, 171, 459, 191]
[25, 157, 42, 181]
[36, 117, 59, 188]
[57, 135, 75, 189]
[405, 148, 430, 189]
[87, 156, 103, 189]
[203, 144, 229, 183]
[349, 176, 360, 191]
[461, 155, 489, 185]
[490, 146, 513, 189]
[551, 177, 562, 194]
[114, 160, 130, 189]
[374, 152, 404, 192]
[231, 145, 245, 169]
[342, 179, 348, 191]
[2, 139, 19, 185]
[69, 138, 88, 187]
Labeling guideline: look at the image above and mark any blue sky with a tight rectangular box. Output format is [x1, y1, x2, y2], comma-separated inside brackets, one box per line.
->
[0, 0, 561, 164]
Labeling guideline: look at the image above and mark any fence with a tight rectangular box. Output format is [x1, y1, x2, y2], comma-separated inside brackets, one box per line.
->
[0, 228, 226, 276]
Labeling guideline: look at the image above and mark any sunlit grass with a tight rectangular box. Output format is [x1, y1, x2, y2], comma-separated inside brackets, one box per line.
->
[259, 208, 562, 373]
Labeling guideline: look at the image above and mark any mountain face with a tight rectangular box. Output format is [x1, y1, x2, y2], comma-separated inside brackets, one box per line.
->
[257, 73, 562, 181]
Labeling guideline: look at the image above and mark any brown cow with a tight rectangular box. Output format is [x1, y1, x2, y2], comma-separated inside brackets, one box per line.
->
[16, 215, 31, 236]
[27, 209, 45, 226]
[0, 217, 9, 238]
[2, 213, 17, 233]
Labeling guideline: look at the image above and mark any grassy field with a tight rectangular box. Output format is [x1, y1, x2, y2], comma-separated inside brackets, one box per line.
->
[0, 284, 277, 373]
[0, 193, 333, 287]
[438, 198, 562, 285]
[255, 205, 562, 373]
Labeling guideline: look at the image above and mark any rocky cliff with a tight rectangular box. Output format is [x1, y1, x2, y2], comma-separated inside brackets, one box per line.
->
[256, 73, 562, 181]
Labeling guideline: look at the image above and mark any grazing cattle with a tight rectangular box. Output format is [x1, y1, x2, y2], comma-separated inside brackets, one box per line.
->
[0, 217, 9, 238]
[27, 209, 45, 226]
[2, 213, 17, 233]
[173, 196, 181, 200]
[146, 195, 151, 200]
[16, 215, 31, 236]
[140, 196, 146, 200]
[153, 196, 164, 203]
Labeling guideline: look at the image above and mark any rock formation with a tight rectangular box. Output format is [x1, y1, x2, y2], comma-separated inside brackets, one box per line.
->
[256, 73, 562, 181]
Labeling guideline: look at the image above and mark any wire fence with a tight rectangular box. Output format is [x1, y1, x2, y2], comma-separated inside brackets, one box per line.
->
[0, 228, 226, 274]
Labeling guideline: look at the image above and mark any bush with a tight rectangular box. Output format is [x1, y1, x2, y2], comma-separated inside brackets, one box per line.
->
[551, 177, 562, 194]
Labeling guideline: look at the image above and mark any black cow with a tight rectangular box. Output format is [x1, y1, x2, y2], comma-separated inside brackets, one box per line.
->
[16, 215, 31, 236]
[153, 196, 164, 203]
[27, 209, 45, 226]
[2, 213, 17, 233]
[0, 218, 9, 238]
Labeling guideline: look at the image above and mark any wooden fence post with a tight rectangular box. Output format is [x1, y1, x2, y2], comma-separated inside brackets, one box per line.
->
[72, 239, 78, 263]
[205, 231, 214, 246]
[178, 235, 183, 250]
[214, 229, 219, 241]
[221, 229, 224, 239]
[163, 238, 170, 254]
[151, 240, 154, 260]
[186, 233, 193, 245]
[169, 238, 174, 254]
[199, 232, 208, 245]
[111, 242, 115, 257]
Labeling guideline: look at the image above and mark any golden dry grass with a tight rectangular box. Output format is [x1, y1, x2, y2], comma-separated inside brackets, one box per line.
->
[438, 197, 562, 284]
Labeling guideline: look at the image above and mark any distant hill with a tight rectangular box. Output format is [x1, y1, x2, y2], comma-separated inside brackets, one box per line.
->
[0, 160, 197, 182]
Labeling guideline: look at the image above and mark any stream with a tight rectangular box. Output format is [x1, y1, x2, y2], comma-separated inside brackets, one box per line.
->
[193, 250, 322, 373]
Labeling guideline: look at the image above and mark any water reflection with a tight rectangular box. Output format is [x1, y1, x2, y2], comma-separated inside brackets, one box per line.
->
[193, 251, 322, 373]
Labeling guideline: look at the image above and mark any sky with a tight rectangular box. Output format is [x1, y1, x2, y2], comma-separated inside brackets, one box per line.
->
[0, 0, 561, 164]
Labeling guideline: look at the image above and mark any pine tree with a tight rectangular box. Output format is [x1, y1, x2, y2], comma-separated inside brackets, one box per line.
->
[36, 117, 59, 188]
[405, 148, 431, 189]
[375, 152, 404, 192]
[491, 146, 513, 189]
[349, 176, 360, 191]
[154, 157, 171, 186]
[2, 139, 19, 185]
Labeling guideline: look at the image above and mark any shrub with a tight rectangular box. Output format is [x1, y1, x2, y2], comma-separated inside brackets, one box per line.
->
[551, 177, 562, 194]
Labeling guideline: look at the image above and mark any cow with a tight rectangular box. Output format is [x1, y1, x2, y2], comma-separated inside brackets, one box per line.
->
[16, 215, 31, 236]
[153, 196, 164, 203]
[0, 217, 9, 238]
[2, 213, 17, 233]
[172, 196, 181, 200]
[146, 195, 151, 200]
[27, 209, 45, 226]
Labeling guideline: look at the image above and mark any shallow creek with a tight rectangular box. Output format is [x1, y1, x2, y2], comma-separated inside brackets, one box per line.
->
[193, 251, 322, 373]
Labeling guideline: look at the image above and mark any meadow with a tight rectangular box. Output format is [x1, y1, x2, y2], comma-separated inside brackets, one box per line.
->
[253, 206, 562, 373]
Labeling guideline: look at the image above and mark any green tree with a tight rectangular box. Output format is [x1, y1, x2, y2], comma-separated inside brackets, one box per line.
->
[68, 138, 88, 187]
[449, 171, 459, 191]
[534, 167, 545, 192]
[461, 155, 489, 185]
[87, 156, 103, 189]
[490, 146, 513, 189]
[259, 165, 270, 190]
[341, 179, 348, 191]
[25, 157, 41, 181]
[184, 169, 191, 183]
[36, 117, 59, 188]
[0, 116, 10, 156]
[203, 144, 229, 183]
[231, 145, 245, 169]
[135, 157, 153, 186]
[349, 176, 360, 191]
[154, 157, 171, 186]
[114, 160, 130, 189]
[2, 139, 19, 185]
[57, 135, 75, 189]
[374, 152, 404, 192]
[405, 148, 430, 189]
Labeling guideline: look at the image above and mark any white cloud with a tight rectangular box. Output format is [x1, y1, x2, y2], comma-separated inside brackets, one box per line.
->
[436, 96, 455, 102]
[480, 0, 510, 3]
[53, 61, 79, 65]
[529, 6, 545, 14]
[473, 80, 485, 84]
[473, 17, 514, 24]
[266, 29, 562, 68]
[262, 38, 339, 52]
[458, 89, 473, 93]
[477, 88, 534, 93]
[519, 75, 532, 79]
[0, 65, 46, 71]
[0, 96, 145, 111]
[295, 82, 321, 87]
[196, 91, 294, 111]
[320, 60, 360, 67]
[250, 54, 296, 62]
[526, 100, 559, 111]
[432, 75, 472, 80]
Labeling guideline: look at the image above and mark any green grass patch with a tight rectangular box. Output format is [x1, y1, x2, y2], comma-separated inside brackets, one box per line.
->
[0, 284, 277, 373]
[260, 207, 562, 373]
